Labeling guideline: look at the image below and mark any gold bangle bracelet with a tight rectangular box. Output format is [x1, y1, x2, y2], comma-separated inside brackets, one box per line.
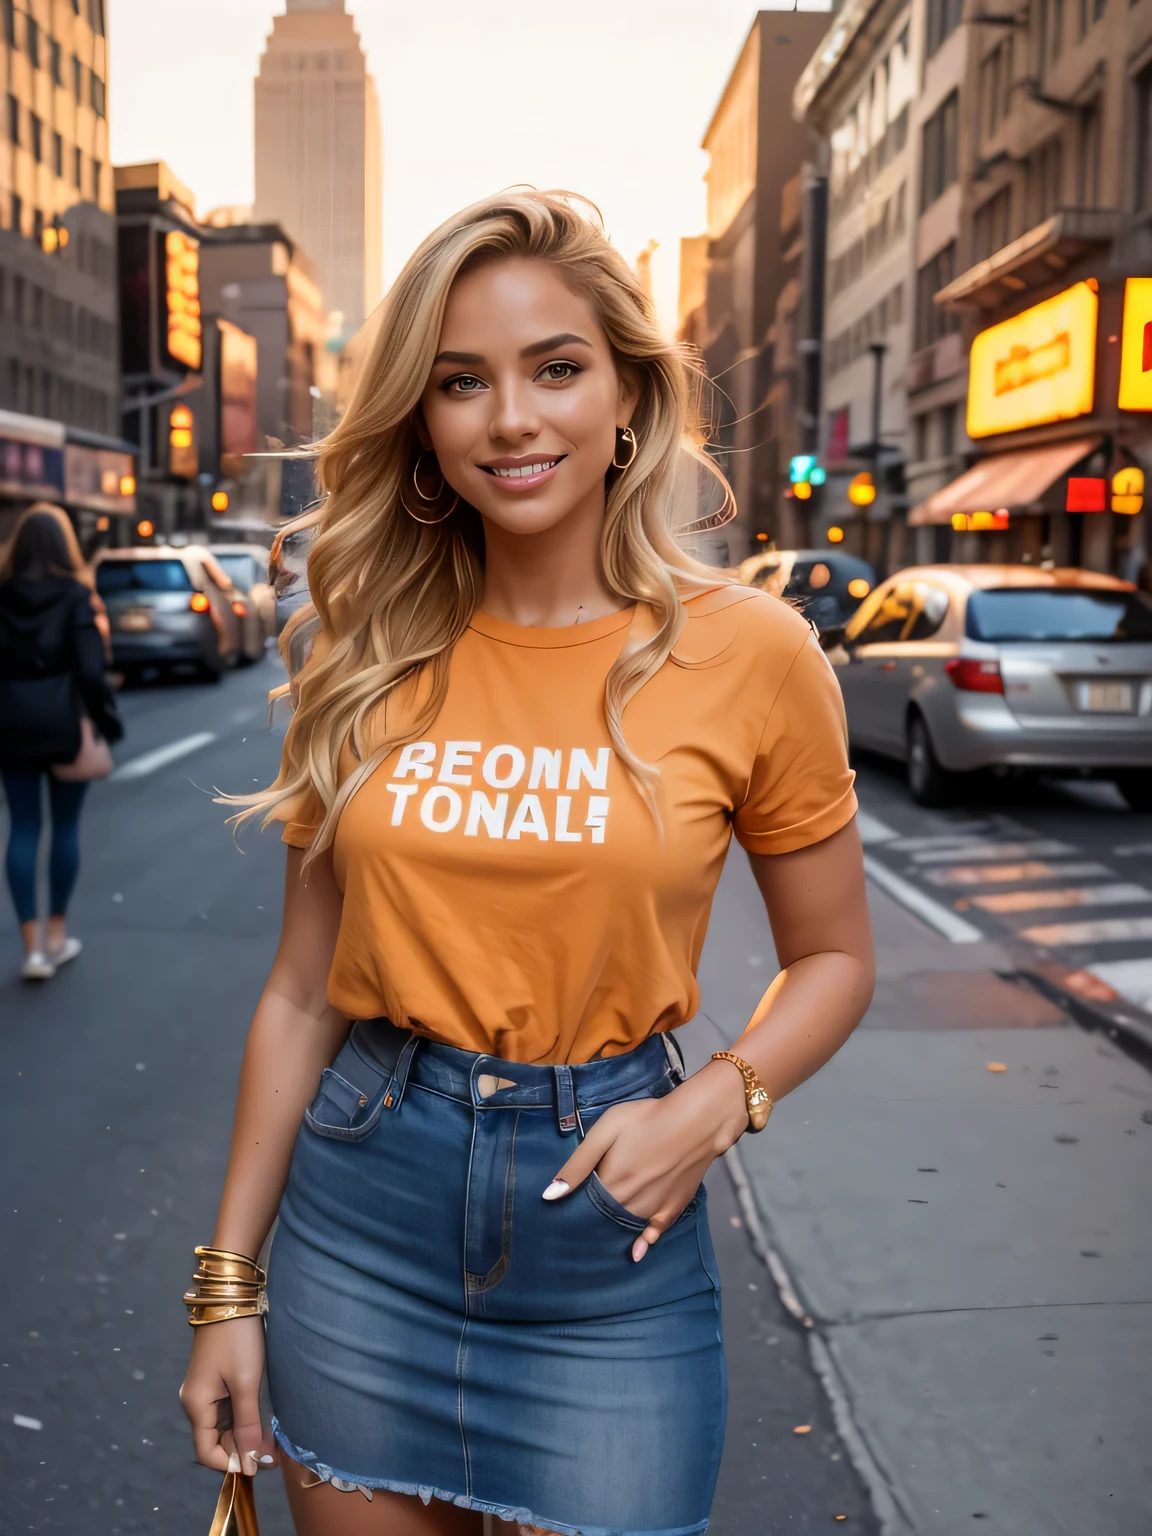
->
[710, 1050, 774, 1133]
[186, 1294, 268, 1328]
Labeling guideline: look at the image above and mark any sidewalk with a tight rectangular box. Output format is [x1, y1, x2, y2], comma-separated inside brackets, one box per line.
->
[688, 849, 1152, 1536]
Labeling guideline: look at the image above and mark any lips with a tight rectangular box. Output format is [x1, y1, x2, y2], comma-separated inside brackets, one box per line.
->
[482, 458, 564, 479]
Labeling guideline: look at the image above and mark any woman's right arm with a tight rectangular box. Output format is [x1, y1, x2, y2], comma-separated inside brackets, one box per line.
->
[180, 843, 349, 1475]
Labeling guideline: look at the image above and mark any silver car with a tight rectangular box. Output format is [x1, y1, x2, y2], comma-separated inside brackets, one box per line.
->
[94, 545, 246, 681]
[828, 565, 1152, 810]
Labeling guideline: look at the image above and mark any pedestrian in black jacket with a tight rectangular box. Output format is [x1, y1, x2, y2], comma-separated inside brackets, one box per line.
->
[0, 506, 123, 980]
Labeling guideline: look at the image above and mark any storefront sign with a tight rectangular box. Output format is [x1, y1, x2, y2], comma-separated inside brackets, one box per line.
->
[967, 281, 1097, 438]
[64, 444, 137, 514]
[1118, 277, 1152, 412]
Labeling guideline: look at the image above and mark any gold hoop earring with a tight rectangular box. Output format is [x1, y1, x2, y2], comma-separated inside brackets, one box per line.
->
[405, 450, 458, 525]
[612, 426, 638, 470]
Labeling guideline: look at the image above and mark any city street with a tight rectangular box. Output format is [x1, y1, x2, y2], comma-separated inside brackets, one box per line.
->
[1, 654, 1150, 1535]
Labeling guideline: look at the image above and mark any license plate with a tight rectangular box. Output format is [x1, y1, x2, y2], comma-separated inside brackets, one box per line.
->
[116, 611, 152, 633]
[1083, 681, 1134, 713]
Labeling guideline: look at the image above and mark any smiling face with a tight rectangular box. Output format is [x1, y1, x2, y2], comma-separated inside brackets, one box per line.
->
[420, 256, 635, 539]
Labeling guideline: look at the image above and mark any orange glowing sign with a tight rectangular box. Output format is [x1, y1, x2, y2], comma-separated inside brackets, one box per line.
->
[951, 510, 1010, 532]
[165, 230, 202, 371]
[967, 282, 1097, 438]
[1118, 278, 1152, 412]
[1112, 466, 1144, 514]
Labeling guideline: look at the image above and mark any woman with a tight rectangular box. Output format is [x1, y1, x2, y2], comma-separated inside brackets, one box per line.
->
[0, 504, 122, 980]
[180, 191, 874, 1536]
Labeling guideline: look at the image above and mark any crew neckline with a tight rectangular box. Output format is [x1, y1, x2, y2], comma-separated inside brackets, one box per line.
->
[468, 604, 637, 649]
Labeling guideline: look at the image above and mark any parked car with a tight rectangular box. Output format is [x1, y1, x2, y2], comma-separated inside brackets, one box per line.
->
[825, 564, 1152, 808]
[93, 546, 252, 680]
[209, 543, 276, 646]
[737, 548, 875, 630]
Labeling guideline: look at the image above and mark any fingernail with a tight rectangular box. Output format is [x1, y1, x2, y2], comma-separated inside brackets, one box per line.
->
[541, 1179, 569, 1201]
[226, 1452, 242, 1474]
[245, 1450, 260, 1463]
[259, 1455, 276, 1465]
[632, 1238, 649, 1262]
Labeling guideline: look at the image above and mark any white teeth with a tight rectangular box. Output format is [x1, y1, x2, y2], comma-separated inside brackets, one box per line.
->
[490, 460, 558, 479]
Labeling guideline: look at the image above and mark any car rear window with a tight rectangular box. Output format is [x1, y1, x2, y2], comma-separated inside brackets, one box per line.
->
[96, 559, 193, 595]
[967, 588, 1152, 643]
[213, 554, 262, 591]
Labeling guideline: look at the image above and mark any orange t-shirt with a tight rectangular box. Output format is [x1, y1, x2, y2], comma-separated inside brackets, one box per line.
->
[275, 584, 857, 1063]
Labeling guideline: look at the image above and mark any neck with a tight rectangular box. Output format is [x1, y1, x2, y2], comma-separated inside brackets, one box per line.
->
[479, 482, 628, 629]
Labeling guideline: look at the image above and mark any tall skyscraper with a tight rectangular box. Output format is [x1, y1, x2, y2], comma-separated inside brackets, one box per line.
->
[254, 0, 382, 339]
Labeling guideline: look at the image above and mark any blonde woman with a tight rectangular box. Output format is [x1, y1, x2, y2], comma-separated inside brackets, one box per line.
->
[179, 192, 874, 1536]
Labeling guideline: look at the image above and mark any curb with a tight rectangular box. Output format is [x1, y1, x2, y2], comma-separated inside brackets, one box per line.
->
[1016, 967, 1152, 1073]
[723, 1146, 917, 1536]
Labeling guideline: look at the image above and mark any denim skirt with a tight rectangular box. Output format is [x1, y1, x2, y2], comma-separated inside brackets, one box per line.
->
[265, 1020, 726, 1536]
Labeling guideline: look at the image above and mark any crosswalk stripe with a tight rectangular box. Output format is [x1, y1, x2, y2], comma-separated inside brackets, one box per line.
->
[909, 840, 1076, 865]
[1017, 916, 1152, 946]
[1087, 957, 1152, 1010]
[925, 860, 1110, 888]
[972, 883, 1151, 914]
[862, 855, 984, 943]
[108, 731, 218, 782]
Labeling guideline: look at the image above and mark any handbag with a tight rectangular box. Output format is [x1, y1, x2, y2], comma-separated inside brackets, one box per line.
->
[52, 713, 113, 782]
[207, 1459, 261, 1536]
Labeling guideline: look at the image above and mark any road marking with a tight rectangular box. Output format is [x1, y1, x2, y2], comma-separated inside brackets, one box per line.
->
[972, 883, 1151, 914]
[13, 1415, 42, 1430]
[888, 832, 994, 852]
[1018, 916, 1152, 946]
[909, 840, 1076, 865]
[1086, 957, 1152, 1011]
[925, 860, 1111, 888]
[109, 731, 217, 782]
[855, 810, 898, 845]
[862, 855, 984, 943]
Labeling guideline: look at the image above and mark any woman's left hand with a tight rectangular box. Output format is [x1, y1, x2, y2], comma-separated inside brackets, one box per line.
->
[543, 1061, 749, 1261]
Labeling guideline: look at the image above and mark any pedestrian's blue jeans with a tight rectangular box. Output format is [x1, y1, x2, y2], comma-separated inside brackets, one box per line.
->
[1, 771, 88, 925]
[266, 1024, 726, 1535]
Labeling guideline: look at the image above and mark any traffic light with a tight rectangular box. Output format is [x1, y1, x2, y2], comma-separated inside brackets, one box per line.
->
[168, 404, 197, 478]
[211, 490, 230, 513]
[847, 472, 876, 507]
[789, 455, 827, 487]
[136, 519, 155, 539]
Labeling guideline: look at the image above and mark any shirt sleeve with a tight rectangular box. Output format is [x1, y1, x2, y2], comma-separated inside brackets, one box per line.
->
[733, 628, 858, 856]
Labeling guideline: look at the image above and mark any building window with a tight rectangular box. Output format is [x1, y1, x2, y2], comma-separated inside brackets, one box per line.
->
[916, 242, 960, 348]
[926, 0, 963, 57]
[72, 54, 82, 100]
[50, 38, 62, 85]
[3, 0, 14, 47]
[11, 193, 22, 235]
[1137, 66, 1152, 212]
[32, 207, 43, 242]
[31, 284, 44, 329]
[974, 185, 1013, 261]
[7, 93, 20, 146]
[53, 131, 63, 177]
[26, 15, 39, 68]
[1026, 135, 1064, 224]
[920, 91, 959, 209]
[90, 0, 106, 35]
[89, 71, 105, 117]
[1046, 0, 1063, 62]
[979, 37, 1014, 140]
[29, 113, 42, 163]
[73, 145, 82, 188]
[1079, 102, 1102, 207]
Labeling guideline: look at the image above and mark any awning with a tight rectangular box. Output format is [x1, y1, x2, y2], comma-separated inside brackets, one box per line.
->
[908, 435, 1101, 526]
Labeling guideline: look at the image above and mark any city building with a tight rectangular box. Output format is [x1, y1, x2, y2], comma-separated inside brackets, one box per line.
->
[794, 0, 926, 573]
[0, 0, 132, 539]
[908, 0, 1152, 574]
[254, 0, 383, 342]
[686, 9, 831, 560]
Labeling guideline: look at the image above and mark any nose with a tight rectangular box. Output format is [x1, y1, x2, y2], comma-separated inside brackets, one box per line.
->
[488, 374, 541, 446]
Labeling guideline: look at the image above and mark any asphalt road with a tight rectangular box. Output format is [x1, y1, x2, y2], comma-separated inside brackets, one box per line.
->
[1, 654, 1148, 1534]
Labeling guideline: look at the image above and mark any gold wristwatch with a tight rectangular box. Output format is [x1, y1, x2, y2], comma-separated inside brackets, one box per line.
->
[711, 1050, 773, 1133]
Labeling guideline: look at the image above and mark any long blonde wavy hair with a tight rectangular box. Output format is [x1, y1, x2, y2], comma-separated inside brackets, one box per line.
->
[237, 189, 734, 858]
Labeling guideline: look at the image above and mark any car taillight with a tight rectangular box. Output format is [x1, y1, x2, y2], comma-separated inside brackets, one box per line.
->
[189, 592, 211, 613]
[231, 598, 248, 618]
[945, 657, 1003, 693]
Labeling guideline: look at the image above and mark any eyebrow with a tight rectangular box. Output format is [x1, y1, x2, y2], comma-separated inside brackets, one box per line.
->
[432, 332, 594, 367]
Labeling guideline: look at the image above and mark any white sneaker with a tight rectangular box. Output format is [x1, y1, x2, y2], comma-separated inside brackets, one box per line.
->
[47, 936, 82, 967]
[21, 951, 56, 981]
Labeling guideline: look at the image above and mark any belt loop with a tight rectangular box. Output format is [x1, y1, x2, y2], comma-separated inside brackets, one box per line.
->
[553, 1064, 577, 1135]
[382, 1034, 421, 1111]
[661, 1031, 686, 1085]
